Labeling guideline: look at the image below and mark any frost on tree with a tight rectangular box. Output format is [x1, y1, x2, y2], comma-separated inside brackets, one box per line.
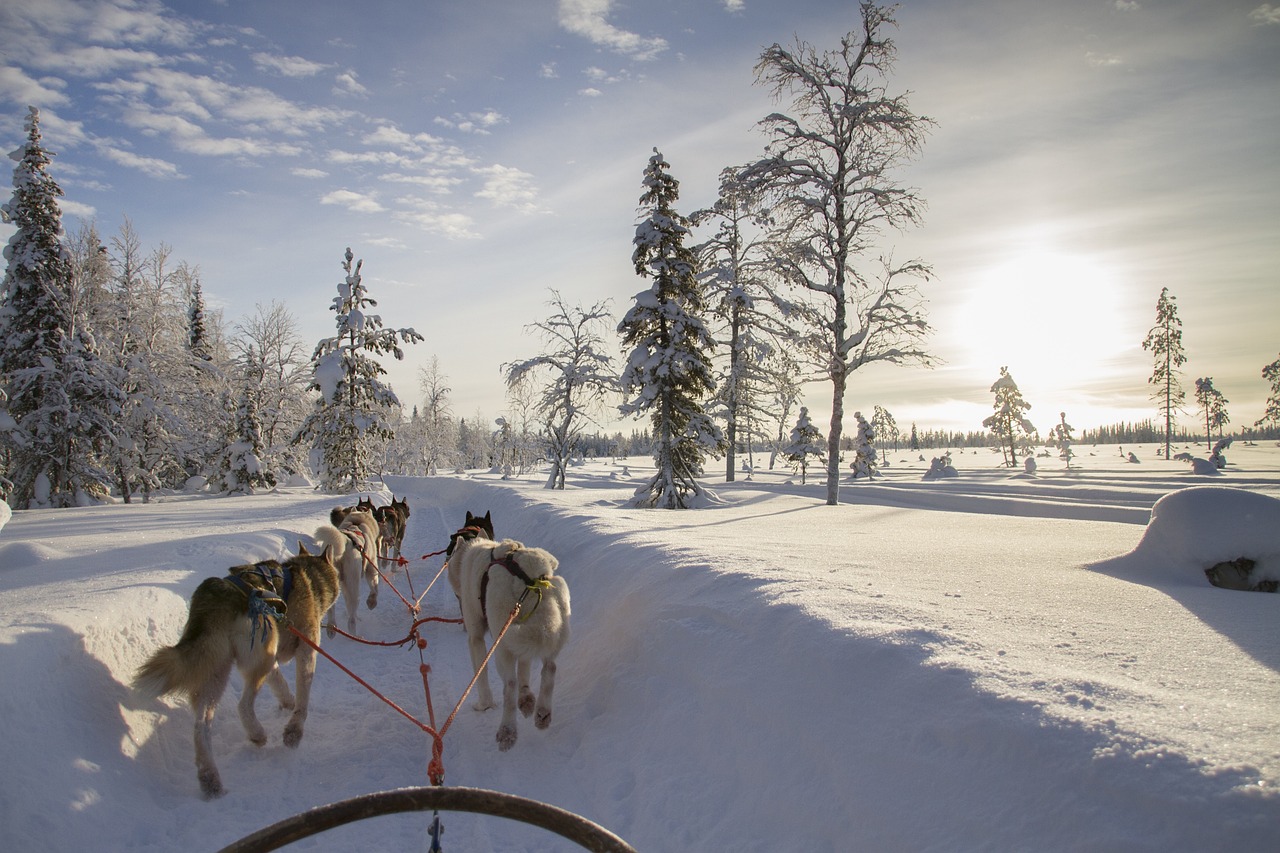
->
[983, 367, 1034, 468]
[1051, 411, 1074, 470]
[742, 3, 934, 506]
[1257, 353, 1280, 431]
[618, 149, 722, 509]
[505, 290, 617, 490]
[848, 410, 877, 480]
[1194, 377, 1229, 453]
[294, 248, 422, 493]
[0, 107, 125, 507]
[783, 406, 825, 485]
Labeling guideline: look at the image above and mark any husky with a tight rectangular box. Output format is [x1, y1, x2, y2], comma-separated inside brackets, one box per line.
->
[445, 510, 494, 613]
[314, 508, 381, 637]
[453, 537, 570, 751]
[132, 545, 340, 798]
[374, 496, 410, 568]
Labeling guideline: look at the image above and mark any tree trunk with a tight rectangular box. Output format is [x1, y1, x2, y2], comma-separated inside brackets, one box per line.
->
[825, 371, 847, 506]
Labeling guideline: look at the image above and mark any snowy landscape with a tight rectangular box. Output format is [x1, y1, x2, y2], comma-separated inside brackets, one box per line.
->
[1, 442, 1278, 852]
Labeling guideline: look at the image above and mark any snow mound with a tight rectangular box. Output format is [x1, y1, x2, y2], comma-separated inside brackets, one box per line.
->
[1107, 487, 1280, 588]
[0, 538, 65, 569]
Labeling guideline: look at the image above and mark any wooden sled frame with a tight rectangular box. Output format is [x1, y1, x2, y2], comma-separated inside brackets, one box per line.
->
[217, 785, 637, 853]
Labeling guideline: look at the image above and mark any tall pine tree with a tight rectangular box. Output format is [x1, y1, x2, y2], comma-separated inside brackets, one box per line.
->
[982, 367, 1034, 468]
[618, 149, 722, 508]
[1142, 287, 1187, 460]
[0, 107, 124, 507]
[294, 248, 421, 492]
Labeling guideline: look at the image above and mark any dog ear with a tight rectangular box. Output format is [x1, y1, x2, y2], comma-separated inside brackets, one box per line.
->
[297, 541, 311, 556]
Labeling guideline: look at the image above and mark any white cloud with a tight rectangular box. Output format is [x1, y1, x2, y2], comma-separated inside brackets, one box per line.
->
[557, 0, 667, 61]
[540, 62, 559, 79]
[319, 188, 385, 213]
[1249, 4, 1280, 25]
[382, 171, 462, 194]
[722, 0, 745, 12]
[333, 69, 368, 97]
[579, 87, 603, 97]
[393, 198, 479, 239]
[98, 145, 182, 179]
[433, 110, 508, 135]
[58, 197, 97, 219]
[1114, 0, 1140, 12]
[252, 52, 329, 78]
[292, 167, 328, 178]
[0, 65, 69, 107]
[474, 164, 543, 214]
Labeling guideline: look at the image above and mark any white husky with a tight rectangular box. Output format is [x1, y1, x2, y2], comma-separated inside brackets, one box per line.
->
[315, 509, 381, 636]
[453, 537, 571, 750]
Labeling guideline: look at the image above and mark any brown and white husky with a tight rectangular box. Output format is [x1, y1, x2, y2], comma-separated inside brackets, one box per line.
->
[132, 545, 340, 798]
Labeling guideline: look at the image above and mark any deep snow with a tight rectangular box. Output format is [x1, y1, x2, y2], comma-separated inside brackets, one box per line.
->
[1, 442, 1278, 852]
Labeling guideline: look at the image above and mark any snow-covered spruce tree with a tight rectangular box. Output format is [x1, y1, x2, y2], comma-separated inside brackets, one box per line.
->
[506, 290, 617, 490]
[1194, 377, 1229, 452]
[692, 167, 780, 482]
[1257, 353, 1280, 431]
[618, 148, 723, 509]
[0, 107, 125, 507]
[294, 248, 422, 493]
[416, 355, 456, 475]
[982, 367, 1034, 468]
[783, 405, 825, 484]
[848, 410, 877, 480]
[215, 347, 273, 494]
[232, 301, 311, 478]
[1142, 287, 1187, 461]
[742, 3, 934, 506]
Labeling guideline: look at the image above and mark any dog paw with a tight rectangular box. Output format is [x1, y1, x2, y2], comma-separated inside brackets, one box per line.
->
[496, 725, 517, 752]
[472, 698, 496, 712]
[282, 723, 303, 749]
[518, 693, 535, 717]
[199, 772, 225, 800]
[535, 708, 552, 730]
[366, 594, 378, 610]
[326, 624, 335, 639]
[248, 729, 267, 747]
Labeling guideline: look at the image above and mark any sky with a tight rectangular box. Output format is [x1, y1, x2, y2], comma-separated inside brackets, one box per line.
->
[1, 0, 1278, 436]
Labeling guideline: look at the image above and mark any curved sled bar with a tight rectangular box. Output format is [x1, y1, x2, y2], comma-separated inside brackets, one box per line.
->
[216, 785, 637, 853]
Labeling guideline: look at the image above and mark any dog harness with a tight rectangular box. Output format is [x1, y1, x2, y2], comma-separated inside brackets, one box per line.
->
[482, 549, 553, 625]
[224, 562, 291, 648]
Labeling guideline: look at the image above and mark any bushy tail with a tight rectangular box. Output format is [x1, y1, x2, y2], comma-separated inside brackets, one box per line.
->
[132, 640, 223, 703]
[313, 525, 349, 564]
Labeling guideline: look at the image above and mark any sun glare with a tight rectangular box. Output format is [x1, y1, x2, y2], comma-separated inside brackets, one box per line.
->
[953, 249, 1132, 402]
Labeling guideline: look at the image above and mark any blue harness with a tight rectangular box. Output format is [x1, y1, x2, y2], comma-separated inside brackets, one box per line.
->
[225, 562, 292, 648]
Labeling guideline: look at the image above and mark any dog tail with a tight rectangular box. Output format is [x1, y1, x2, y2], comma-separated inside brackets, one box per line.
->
[132, 633, 230, 703]
[314, 524, 348, 560]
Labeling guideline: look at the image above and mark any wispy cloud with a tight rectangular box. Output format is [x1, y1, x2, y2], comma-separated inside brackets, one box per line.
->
[291, 167, 328, 178]
[433, 109, 507, 135]
[474, 164, 543, 213]
[333, 69, 367, 97]
[252, 52, 329, 78]
[557, 0, 667, 60]
[393, 198, 479, 239]
[98, 144, 182, 179]
[0, 65, 69, 107]
[1250, 4, 1280, 25]
[320, 188, 385, 213]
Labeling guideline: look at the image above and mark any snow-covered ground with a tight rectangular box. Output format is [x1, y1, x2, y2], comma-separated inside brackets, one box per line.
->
[1, 442, 1278, 852]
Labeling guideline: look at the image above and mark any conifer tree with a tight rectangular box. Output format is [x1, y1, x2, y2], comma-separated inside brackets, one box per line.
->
[1194, 377, 1229, 451]
[294, 248, 422, 492]
[618, 149, 722, 508]
[1256, 353, 1280, 431]
[848, 410, 877, 480]
[783, 406, 825, 484]
[983, 367, 1034, 468]
[0, 107, 124, 506]
[1142, 287, 1187, 460]
[1052, 411, 1075, 470]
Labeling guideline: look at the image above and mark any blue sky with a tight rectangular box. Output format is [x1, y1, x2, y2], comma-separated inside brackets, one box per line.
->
[2, 0, 1278, 438]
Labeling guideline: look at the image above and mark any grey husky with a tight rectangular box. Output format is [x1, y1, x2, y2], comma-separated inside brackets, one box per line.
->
[132, 545, 340, 798]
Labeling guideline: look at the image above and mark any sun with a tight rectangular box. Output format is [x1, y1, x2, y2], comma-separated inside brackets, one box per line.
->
[953, 248, 1132, 401]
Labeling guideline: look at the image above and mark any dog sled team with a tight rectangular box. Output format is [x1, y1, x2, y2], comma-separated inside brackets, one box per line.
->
[132, 498, 570, 798]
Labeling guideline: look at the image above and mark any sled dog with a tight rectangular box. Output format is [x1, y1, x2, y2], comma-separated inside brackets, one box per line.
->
[315, 508, 381, 636]
[445, 510, 494, 613]
[454, 537, 570, 751]
[132, 545, 340, 798]
[374, 496, 410, 567]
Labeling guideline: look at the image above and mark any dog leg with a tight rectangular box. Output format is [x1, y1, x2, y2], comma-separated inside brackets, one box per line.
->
[264, 664, 294, 711]
[237, 669, 270, 747]
[192, 664, 232, 799]
[495, 647, 519, 751]
[283, 643, 317, 748]
[467, 629, 496, 711]
[534, 657, 557, 730]
[365, 562, 379, 610]
[517, 658, 535, 717]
